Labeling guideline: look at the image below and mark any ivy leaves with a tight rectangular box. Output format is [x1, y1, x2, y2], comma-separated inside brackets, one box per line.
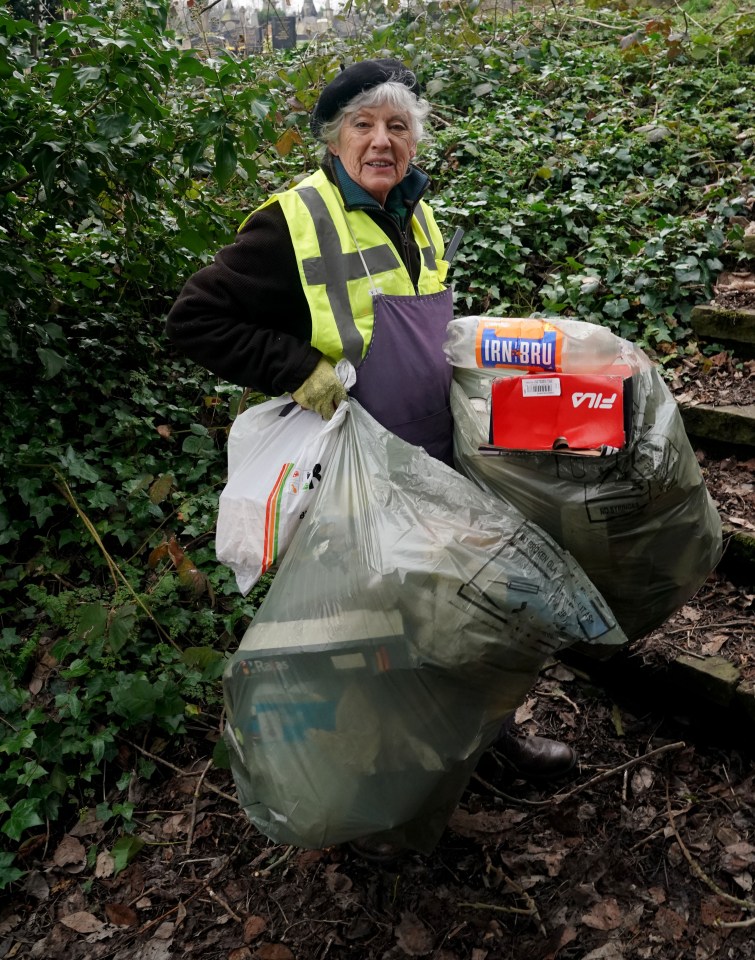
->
[415, 13, 754, 351]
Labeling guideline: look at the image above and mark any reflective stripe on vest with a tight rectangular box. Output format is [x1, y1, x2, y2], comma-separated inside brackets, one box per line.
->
[255, 169, 447, 365]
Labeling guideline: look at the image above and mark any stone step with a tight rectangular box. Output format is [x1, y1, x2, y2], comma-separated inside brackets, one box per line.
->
[559, 642, 755, 755]
[690, 303, 755, 348]
[721, 522, 755, 576]
[678, 400, 755, 448]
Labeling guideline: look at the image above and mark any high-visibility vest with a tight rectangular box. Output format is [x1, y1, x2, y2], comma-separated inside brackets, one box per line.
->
[253, 169, 449, 365]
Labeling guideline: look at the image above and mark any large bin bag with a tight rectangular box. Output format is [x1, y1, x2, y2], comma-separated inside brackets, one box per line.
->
[451, 344, 722, 642]
[223, 400, 627, 854]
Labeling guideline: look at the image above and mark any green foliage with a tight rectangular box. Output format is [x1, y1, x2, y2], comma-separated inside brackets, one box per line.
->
[401, 8, 755, 354]
[0, 0, 753, 891]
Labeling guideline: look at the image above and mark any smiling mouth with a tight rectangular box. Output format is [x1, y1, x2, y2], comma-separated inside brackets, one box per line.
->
[366, 161, 393, 169]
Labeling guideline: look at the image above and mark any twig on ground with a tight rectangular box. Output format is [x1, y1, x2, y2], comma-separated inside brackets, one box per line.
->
[458, 900, 535, 917]
[459, 867, 547, 936]
[470, 772, 551, 808]
[186, 758, 215, 855]
[501, 869, 547, 937]
[203, 822, 255, 884]
[660, 640, 706, 659]
[474, 741, 687, 810]
[138, 887, 204, 935]
[716, 916, 755, 929]
[259, 845, 295, 875]
[663, 618, 754, 636]
[628, 803, 694, 852]
[540, 688, 582, 714]
[121, 738, 237, 804]
[205, 885, 243, 923]
[665, 788, 755, 915]
[551, 741, 687, 805]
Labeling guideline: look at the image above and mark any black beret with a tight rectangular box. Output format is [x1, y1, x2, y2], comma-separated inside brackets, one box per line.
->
[310, 59, 420, 139]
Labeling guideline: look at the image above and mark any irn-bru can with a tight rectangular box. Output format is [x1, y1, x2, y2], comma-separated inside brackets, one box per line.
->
[476, 320, 564, 372]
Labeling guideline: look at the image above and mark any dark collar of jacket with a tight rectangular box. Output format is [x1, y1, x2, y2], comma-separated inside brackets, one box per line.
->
[321, 154, 431, 231]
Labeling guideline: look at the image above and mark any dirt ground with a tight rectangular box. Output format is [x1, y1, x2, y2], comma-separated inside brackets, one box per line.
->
[3, 302, 754, 960]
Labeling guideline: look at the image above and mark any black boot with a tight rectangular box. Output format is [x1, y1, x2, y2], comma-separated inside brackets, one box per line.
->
[494, 718, 576, 781]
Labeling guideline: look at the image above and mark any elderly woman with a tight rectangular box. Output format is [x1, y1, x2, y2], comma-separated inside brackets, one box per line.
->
[168, 59, 454, 464]
[166, 60, 575, 838]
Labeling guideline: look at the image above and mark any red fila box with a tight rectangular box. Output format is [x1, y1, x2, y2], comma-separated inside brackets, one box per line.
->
[489, 371, 633, 453]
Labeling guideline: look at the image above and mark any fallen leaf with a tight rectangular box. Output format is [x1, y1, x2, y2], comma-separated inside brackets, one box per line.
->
[95, 851, 115, 879]
[160, 813, 191, 836]
[721, 841, 755, 873]
[253, 945, 295, 960]
[653, 905, 687, 940]
[229, 950, 253, 960]
[581, 898, 623, 931]
[69, 809, 103, 838]
[104, 902, 139, 927]
[716, 826, 740, 846]
[138, 938, 175, 960]
[501, 843, 570, 878]
[53, 835, 86, 868]
[647, 886, 667, 906]
[156, 424, 172, 439]
[395, 911, 434, 956]
[540, 924, 578, 960]
[448, 808, 527, 838]
[514, 699, 536, 724]
[325, 865, 353, 894]
[678, 605, 702, 622]
[0, 914, 21, 936]
[344, 917, 375, 940]
[545, 664, 575, 682]
[701, 635, 728, 656]
[581, 944, 626, 960]
[23, 870, 51, 902]
[700, 895, 743, 926]
[60, 911, 105, 934]
[295, 850, 323, 867]
[630, 766, 654, 798]
[243, 915, 268, 943]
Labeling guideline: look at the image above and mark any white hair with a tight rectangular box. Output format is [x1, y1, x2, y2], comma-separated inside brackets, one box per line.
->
[318, 80, 431, 147]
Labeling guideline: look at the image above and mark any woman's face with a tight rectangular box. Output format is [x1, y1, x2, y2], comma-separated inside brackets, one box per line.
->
[328, 103, 416, 207]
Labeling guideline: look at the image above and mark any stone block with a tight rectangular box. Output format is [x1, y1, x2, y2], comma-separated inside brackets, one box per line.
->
[679, 402, 755, 448]
[691, 304, 755, 345]
[670, 654, 741, 706]
[721, 525, 755, 584]
[736, 679, 755, 723]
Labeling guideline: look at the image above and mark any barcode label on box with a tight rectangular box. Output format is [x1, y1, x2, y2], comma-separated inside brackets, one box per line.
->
[522, 378, 561, 397]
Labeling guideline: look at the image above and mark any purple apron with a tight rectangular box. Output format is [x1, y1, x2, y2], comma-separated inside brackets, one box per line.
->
[349, 287, 455, 466]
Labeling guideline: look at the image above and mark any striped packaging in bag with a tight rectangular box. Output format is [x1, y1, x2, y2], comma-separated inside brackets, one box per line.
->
[216, 397, 347, 594]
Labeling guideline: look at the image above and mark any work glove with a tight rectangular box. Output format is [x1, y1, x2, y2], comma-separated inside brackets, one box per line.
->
[292, 358, 348, 421]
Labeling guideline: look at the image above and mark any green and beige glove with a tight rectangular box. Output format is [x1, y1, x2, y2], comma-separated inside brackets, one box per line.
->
[292, 357, 348, 420]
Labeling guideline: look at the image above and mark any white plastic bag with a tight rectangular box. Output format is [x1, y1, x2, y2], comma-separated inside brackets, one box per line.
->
[216, 397, 347, 594]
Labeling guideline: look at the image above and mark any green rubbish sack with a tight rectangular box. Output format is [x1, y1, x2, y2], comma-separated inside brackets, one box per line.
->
[222, 400, 627, 854]
[451, 335, 722, 642]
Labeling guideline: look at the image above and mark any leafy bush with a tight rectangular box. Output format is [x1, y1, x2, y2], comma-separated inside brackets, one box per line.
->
[407, 11, 755, 355]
